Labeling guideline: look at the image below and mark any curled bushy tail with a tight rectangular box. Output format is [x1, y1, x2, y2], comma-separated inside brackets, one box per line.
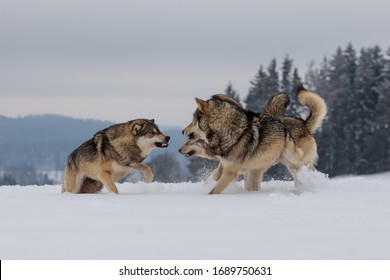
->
[263, 92, 290, 118]
[297, 85, 327, 134]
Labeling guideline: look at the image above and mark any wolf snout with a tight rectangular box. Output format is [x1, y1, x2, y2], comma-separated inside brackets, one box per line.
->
[162, 136, 170, 148]
[178, 146, 194, 157]
[155, 135, 170, 148]
[181, 128, 192, 138]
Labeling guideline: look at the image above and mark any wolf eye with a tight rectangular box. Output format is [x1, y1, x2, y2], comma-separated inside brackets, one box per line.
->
[194, 111, 202, 121]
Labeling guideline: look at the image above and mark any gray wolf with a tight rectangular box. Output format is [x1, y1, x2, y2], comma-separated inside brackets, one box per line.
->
[62, 119, 170, 194]
[178, 94, 287, 190]
[181, 86, 327, 194]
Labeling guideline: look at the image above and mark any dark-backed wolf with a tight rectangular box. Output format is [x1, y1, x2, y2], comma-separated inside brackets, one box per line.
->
[181, 86, 327, 194]
[178, 93, 287, 190]
[62, 119, 170, 194]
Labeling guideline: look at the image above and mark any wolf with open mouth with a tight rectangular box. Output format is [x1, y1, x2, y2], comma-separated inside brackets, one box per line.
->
[62, 119, 170, 194]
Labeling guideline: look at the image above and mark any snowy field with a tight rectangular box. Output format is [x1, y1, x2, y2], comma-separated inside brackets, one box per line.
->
[1, 168, 389, 260]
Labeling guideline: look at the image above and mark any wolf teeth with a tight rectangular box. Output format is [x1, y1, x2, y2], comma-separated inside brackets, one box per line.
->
[156, 142, 169, 148]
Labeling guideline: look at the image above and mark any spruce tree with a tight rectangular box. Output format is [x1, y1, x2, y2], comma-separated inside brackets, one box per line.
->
[288, 67, 303, 117]
[342, 44, 359, 172]
[356, 46, 385, 173]
[266, 58, 279, 94]
[245, 59, 280, 112]
[305, 61, 317, 90]
[281, 55, 293, 93]
[224, 81, 241, 105]
[245, 65, 268, 112]
[324, 47, 350, 174]
[280, 56, 300, 116]
[376, 79, 390, 170]
[316, 57, 332, 94]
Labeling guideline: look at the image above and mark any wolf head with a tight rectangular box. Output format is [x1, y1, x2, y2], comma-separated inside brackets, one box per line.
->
[182, 98, 210, 141]
[178, 139, 213, 159]
[182, 94, 247, 147]
[130, 119, 170, 156]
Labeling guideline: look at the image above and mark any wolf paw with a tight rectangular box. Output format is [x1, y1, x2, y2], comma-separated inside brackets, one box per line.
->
[144, 174, 153, 183]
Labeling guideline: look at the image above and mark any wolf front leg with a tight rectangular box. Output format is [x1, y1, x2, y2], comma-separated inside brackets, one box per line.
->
[211, 162, 223, 181]
[62, 164, 81, 193]
[62, 172, 84, 193]
[133, 163, 154, 183]
[244, 169, 264, 191]
[208, 166, 239, 195]
[98, 171, 119, 194]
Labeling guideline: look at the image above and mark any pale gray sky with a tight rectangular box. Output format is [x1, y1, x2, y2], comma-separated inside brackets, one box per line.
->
[1, 0, 389, 126]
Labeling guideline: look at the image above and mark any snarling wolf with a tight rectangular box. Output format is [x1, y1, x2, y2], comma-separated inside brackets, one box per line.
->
[181, 86, 327, 194]
[62, 119, 170, 194]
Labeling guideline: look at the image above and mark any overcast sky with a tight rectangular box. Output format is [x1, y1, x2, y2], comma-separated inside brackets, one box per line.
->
[1, 0, 389, 127]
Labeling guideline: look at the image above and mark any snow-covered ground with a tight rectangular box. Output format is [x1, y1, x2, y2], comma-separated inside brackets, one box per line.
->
[1, 168, 389, 260]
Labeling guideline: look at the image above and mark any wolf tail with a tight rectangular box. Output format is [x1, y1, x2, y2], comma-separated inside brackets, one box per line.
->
[297, 85, 327, 134]
[263, 92, 290, 118]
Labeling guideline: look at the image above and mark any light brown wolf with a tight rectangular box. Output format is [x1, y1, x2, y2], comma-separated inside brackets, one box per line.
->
[181, 86, 327, 194]
[62, 119, 170, 194]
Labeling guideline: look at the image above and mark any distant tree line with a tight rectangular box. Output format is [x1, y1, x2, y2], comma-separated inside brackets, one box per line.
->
[0, 166, 54, 186]
[306, 44, 390, 176]
[0, 115, 113, 186]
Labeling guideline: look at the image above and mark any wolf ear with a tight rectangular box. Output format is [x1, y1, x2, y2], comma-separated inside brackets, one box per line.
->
[195, 98, 209, 115]
[132, 123, 143, 135]
[149, 119, 155, 123]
